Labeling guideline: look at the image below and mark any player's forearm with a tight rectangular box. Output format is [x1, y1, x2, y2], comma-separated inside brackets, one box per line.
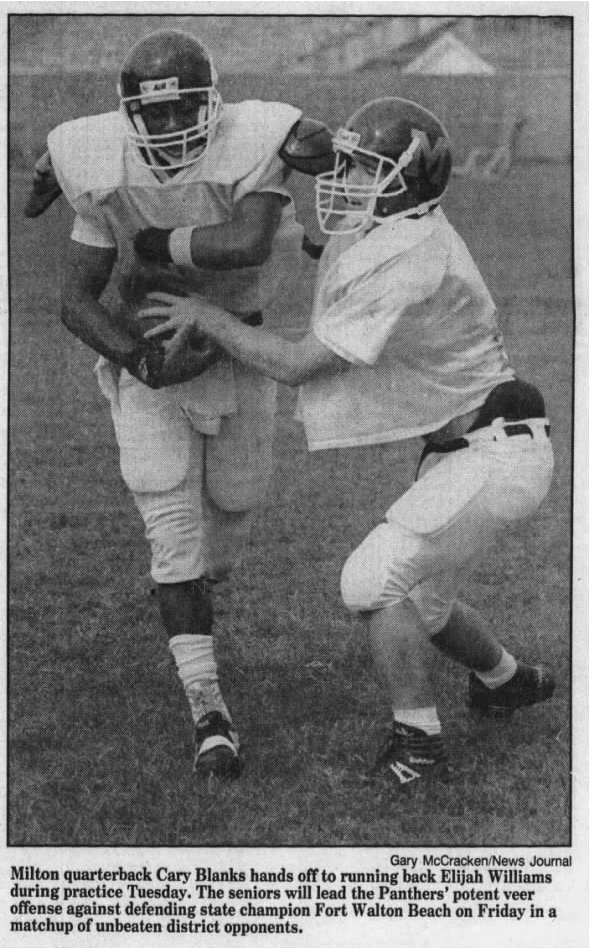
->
[187, 220, 272, 269]
[135, 220, 274, 271]
[187, 306, 307, 386]
[61, 291, 138, 364]
[134, 193, 283, 271]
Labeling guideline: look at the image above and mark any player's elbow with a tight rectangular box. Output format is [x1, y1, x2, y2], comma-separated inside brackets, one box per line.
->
[60, 296, 77, 333]
[60, 286, 87, 337]
[284, 364, 316, 386]
[280, 341, 344, 386]
[279, 351, 316, 387]
[235, 231, 274, 267]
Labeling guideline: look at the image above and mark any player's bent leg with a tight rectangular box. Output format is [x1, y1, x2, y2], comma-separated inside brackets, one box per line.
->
[341, 527, 450, 786]
[418, 432, 555, 719]
[340, 464, 552, 781]
[383, 439, 554, 721]
[133, 474, 244, 779]
[367, 601, 449, 787]
[368, 600, 435, 707]
[415, 585, 555, 720]
[428, 599, 504, 672]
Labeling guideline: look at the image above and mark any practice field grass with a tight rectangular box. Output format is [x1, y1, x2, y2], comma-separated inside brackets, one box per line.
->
[9, 162, 572, 847]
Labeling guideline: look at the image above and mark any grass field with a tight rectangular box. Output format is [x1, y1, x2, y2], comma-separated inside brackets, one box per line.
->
[9, 160, 572, 848]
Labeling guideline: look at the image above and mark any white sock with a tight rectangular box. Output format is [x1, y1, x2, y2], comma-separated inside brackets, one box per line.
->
[169, 634, 231, 725]
[394, 706, 441, 736]
[474, 648, 518, 688]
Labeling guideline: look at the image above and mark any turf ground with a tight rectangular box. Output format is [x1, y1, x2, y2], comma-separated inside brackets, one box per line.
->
[9, 161, 572, 847]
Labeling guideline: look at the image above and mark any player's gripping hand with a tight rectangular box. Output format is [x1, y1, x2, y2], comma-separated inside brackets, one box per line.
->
[302, 233, 325, 259]
[134, 227, 173, 265]
[139, 291, 210, 360]
[124, 340, 167, 388]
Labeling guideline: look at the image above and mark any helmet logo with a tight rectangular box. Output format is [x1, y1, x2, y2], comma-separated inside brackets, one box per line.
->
[139, 76, 180, 104]
[410, 129, 449, 187]
[333, 128, 361, 155]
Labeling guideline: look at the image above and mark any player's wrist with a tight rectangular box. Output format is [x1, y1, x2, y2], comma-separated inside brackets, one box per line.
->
[168, 227, 195, 268]
[133, 227, 174, 265]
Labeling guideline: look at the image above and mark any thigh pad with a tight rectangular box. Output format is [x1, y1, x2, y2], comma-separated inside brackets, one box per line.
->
[205, 365, 277, 512]
[387, 450, 488, 535]
[115, 374, 191, 493]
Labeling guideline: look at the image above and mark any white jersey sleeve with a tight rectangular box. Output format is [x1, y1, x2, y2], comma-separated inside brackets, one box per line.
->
[71, 209, 116, 249]
[314, 241, 446, 366]
[48, 112, 124, 248]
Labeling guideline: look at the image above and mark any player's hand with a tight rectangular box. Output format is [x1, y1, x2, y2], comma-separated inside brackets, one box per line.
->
[24, 151, 63, 218]
[134, 228, 173, 264]
[302, 233, 325, 259]
[124, 340, 167, 388]
[140, 291, 213, 359]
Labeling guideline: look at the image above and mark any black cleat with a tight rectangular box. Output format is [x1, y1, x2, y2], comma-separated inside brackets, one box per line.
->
[468, 663, 556, 719]
[370, 723, 449, 787]
[193, 711, 243, 780]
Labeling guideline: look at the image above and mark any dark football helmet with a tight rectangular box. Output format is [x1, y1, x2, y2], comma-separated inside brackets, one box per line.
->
[315, 97, 452, 234]
[118, 30, 222, 170]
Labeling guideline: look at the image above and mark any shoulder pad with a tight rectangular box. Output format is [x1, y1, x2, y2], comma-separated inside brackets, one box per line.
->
[48, 112, 125, 208]
[209, 101, 302, 181]
[279, 117, 335, 176]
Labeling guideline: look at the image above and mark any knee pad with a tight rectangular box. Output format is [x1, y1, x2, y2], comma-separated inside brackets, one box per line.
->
[340, 522, 414, 613]
[409, 583, 456, 636]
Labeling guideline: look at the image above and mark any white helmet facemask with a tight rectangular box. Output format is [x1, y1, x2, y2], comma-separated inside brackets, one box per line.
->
[119, 75, 222, 171]
[315, 128, 433, 235]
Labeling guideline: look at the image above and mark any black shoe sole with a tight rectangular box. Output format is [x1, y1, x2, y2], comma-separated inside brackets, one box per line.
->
[194, 747, 243, 781]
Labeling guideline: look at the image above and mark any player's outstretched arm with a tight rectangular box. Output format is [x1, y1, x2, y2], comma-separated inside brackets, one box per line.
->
[61, 242, 221, 387]
[134, 191, 284, 270]
[62, 241, 131, 360]
[142, 292, 346, 386]
[61, 241, 172, 388]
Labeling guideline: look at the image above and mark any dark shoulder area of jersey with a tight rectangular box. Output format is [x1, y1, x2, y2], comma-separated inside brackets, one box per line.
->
[279, 116, 335, 177]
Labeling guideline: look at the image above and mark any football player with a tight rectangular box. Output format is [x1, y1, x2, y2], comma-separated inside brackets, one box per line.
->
[29, 29, 333, 780]
[143, 97, 556, 786]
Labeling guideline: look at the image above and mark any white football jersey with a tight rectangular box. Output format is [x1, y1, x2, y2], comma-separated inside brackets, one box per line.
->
[297, 208, 515, 450]
[49, 101, 303, 421]
[48, 101, 303, 315]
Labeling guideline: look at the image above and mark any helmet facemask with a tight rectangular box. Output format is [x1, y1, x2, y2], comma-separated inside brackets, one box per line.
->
[119, 75, 222, 172]
[316, 127, 435, 235]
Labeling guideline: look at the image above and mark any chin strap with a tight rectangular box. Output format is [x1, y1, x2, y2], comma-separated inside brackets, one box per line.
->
[372, 197, 441, 227]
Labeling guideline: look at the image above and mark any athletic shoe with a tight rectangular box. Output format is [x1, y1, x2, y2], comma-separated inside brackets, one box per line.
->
[468, 662, 556, 719]
[370, 723, 449, 787]
[193, 711, 243, 780]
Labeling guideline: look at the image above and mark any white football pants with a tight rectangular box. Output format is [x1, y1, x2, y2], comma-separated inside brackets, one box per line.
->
[340, 420, 554, 634]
